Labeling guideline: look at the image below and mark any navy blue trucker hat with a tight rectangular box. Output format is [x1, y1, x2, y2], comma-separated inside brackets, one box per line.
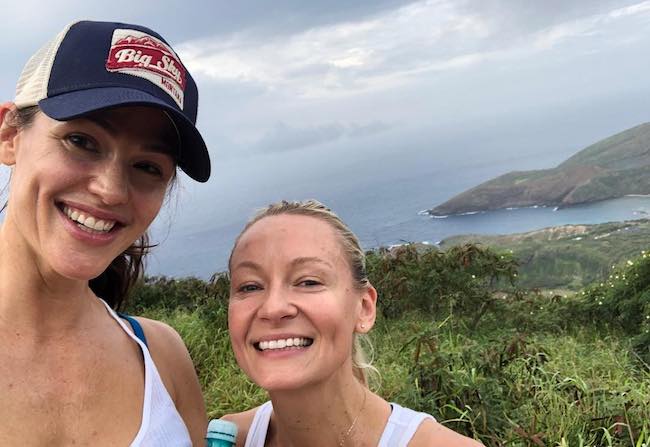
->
[14, 20, 210, 182]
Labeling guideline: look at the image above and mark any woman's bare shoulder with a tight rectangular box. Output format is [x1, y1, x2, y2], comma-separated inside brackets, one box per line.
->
[128, 317, 194, 381]
[221, 406, 263, 447]
[409, 418, 484, 447]
[127, 317, 208, 445]
[221, 406, 258, 427]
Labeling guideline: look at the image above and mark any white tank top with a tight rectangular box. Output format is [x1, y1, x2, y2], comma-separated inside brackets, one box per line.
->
[243, 400, 434, 447]
[101, 300, 192, 447]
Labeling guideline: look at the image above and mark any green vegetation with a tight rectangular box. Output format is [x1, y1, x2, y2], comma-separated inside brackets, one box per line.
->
[440, 219, 650, 290]
[126, 243, 650, 447]
[560, 123, 650, 170]
[429, 122, 650, 216]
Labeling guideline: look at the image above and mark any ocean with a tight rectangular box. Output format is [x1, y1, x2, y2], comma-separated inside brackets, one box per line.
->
[146, 132, 650, 279]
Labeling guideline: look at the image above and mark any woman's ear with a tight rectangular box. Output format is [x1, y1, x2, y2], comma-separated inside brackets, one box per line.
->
[0, 103, 19, 166]
[356, 284, 378, 333]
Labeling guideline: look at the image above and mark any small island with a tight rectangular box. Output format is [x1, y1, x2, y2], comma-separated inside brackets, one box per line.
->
[429, 122, 650, 216]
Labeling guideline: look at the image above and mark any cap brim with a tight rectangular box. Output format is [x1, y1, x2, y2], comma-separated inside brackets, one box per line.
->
[39, 87, 211, 182]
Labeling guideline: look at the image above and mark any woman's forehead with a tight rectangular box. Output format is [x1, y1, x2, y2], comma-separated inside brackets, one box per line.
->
[248, 214, 336, 241]
[234, 214, 344, 260]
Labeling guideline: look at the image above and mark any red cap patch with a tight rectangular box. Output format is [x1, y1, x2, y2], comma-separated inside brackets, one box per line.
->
[106, 29, 187, 109]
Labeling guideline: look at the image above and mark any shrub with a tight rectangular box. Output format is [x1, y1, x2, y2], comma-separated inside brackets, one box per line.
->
[575, 253, 650, 361]
[367, 243, 518, 328]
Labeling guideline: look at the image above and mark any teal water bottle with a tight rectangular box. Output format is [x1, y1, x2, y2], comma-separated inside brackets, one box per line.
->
[206, 419, 238, 447]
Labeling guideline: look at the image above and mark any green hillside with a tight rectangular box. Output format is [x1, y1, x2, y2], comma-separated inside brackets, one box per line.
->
[439, 219, 650, 289]
[127, 242, 650, 446]
[430, 123, 650, 216]
[560, 122, 650, 169]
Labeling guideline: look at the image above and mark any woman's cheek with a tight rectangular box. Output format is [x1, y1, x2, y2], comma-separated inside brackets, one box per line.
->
[228, 302, 247, 341]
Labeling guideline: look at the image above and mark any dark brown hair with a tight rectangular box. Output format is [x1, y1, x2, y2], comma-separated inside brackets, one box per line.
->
[3, 106, 160, 310]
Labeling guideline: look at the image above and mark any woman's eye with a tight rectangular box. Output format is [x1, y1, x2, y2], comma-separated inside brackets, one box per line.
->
[238, 283, 261, 293]
[297, 279, 322, 287]
[65, 133, 98, 152]
[134, 161, 163, 177]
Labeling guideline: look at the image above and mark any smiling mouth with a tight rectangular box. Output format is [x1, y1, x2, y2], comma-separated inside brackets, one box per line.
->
[59, 204, 120, 234]
[254, 337, 314, 351]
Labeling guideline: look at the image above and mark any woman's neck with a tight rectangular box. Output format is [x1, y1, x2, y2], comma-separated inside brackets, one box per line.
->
[0, 224, 97, 336]
[265, 372, 390, 447]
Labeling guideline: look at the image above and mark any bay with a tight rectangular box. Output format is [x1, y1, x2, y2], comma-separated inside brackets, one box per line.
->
[146, 134, 650, 278]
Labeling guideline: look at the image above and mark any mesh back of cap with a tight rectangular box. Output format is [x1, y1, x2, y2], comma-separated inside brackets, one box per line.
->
[14, 22, 76, 108]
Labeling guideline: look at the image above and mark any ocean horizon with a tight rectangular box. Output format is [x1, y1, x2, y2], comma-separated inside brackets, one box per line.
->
[146, 138, 650, 279]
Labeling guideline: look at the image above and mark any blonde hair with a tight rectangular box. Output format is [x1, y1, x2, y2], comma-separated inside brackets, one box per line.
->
[229, 199, 377, 386]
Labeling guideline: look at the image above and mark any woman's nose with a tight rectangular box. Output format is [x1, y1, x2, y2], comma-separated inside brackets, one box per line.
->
[88, 161, 129, 206]
[257, 286, 298, 322]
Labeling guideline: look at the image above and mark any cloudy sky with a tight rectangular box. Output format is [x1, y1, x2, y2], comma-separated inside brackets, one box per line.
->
[1, 1, 650, 274]
[2, 1, 649, 158]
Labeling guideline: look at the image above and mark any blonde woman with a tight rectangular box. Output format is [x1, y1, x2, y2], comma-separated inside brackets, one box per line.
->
[223, 200, 482, 446]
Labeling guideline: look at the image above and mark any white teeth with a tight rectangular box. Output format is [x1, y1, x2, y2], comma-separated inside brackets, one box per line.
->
[63, 205, 116, 233]
[257, 337, 312, 351]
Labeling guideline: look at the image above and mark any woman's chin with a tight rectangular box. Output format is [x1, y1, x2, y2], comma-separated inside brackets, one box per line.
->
[258, 381, 304, 393]
[50, 257, 111, 282]
[253, 373, 317, 393]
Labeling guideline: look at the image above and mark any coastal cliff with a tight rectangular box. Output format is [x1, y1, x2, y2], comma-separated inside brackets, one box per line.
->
[429, 122, 650, 216]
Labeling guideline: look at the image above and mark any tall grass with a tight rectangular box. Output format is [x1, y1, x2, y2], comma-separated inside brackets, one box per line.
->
[129, 244, 650, 446]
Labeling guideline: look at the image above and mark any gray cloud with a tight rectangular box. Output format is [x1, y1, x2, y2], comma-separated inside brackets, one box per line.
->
[254, 122, 346, 153]
[0, 0, 419, 44]
[247, 120, 393, 155]
[3, 1, 650, 173]
[466, 0, 641, 30]
[180, 0, 650, 104]
[348, 121, 392, 138]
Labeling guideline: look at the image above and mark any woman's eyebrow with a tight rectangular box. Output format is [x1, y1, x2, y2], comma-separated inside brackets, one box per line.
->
[231, 260, 263, 272]
[289, 257, 333, 269]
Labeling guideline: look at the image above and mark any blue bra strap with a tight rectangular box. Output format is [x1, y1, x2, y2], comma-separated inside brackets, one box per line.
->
[118, 313, 149, 348]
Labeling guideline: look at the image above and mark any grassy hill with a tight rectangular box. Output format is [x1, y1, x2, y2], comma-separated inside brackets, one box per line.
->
[430, 123, 650, 216]
[128, 242, 650, 446]
[439, 219, 650, 289]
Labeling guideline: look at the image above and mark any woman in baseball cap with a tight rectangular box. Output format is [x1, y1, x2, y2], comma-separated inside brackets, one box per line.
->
[0, 20, 210, 446]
